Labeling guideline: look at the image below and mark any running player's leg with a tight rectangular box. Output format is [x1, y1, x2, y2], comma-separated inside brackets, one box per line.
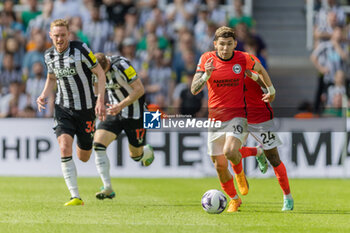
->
[264, 147, 293, 211]
[249, 121, 293, 211]
[124, 118, 154, 166]
[223, 136, 242, 165]
[211, 155, 241, 212]
[208, 132, 241, 212]
[93, 129, 117, 200]
[75, 117, 100, 202]
[92, 115, 123, 200]
[224, 117, 249, 195]
[55, 105, 84, 206]
[224, 136, 249, 195]
[58, 133, 83, 206]
[231, 133, 250, 176]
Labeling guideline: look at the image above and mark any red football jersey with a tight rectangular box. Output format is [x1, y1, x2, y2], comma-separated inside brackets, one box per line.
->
[196, 51, 255, 122]
[243, 54, 273, 124]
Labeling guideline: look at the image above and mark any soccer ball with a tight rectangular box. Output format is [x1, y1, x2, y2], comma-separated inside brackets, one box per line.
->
[201, 189, 227, 214]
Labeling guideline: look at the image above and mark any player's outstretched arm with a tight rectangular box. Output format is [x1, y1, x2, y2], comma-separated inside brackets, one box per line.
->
[191, 57, 215, 95]
[36, 73, 56, 112]
[91, 63, 106, 121]
[252, 62, 275, 103]
[107, 79, 145, 116]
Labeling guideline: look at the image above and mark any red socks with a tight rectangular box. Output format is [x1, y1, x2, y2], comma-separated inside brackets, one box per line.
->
[239, 147, 257, 158]
[231, 159, 242, 174]
[230, 147, 257, 175]
[273, 162, 291, 195]
[220, 178, 237, 198]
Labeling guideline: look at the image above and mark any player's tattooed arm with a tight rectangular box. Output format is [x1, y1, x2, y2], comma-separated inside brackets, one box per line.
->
[191, 72, 206, 95]
[191, 57, 214, 95]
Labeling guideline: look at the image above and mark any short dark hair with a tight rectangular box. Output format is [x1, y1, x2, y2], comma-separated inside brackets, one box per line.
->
[214, 26, 236, 41]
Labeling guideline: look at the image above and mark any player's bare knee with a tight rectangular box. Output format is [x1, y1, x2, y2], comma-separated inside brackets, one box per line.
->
[223, 148, 233, 160]
[224, 150, 240, 164]
[223, 152, 232, 162]
[231, 155, 241, 165]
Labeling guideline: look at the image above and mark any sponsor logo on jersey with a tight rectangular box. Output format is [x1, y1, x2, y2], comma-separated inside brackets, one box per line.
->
[232, 64, 242, 74]
[213, 78, 240, 87]
[53, 67, 77, 78]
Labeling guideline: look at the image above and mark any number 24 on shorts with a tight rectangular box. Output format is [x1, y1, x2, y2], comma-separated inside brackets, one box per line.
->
[260, 132, 275, 144]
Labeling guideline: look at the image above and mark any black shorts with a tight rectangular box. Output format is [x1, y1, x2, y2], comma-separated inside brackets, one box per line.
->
[53, 105, 96, 150]
[97, 114, 146, 147]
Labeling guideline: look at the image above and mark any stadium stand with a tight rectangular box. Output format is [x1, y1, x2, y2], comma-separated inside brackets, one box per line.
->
[0, 0, 348, 118]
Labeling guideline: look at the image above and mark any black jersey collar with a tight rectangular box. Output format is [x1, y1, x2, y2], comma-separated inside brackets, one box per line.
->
[216, 51, 234, 61]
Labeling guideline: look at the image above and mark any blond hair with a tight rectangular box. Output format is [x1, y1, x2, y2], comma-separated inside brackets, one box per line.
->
[95, 53, 108, 70]
[214, 26, 235, 41]
[50, 19, 69, 31]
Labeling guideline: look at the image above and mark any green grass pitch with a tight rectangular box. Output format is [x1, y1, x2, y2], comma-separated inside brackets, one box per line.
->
[0, 177, 349, 233]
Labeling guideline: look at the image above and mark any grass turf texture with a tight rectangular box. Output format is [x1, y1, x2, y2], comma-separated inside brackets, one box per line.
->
[0, 177, 349, 233]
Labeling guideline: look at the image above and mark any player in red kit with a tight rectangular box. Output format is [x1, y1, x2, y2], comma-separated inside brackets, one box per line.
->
[236, 55, 294, 211]
[191, 26, 276, 212]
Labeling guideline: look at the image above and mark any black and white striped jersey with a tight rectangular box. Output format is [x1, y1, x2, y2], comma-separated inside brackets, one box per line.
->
[105, 55, 145, 119]
[44, 41, 97, 110]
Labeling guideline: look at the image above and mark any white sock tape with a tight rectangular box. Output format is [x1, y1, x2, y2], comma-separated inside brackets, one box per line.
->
[201, 73, 211, 82]
[250, 72, 259, 81]
[268, 85, 275, 95]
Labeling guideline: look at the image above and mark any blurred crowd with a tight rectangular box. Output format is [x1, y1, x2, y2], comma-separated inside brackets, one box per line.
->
[0, 0, 348, 119]
[310, 0, 350, 117]
[0, 0, 268, 119]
